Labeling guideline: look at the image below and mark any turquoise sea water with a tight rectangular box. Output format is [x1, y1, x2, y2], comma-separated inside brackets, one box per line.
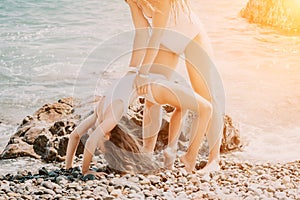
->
[0, 0, 300, 165]
[0, 0, 132, 122]
[0, 0, 135, 150]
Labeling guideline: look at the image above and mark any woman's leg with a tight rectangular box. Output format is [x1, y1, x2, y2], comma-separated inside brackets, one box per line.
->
[150, 80, 212, 172]
[184, 35, 225, 170]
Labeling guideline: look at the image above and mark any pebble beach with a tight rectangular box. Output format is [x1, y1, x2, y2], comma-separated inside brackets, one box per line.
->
[1, 154, 300, 200]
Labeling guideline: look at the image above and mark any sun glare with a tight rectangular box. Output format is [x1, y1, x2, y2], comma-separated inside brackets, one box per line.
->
[241, 0, 300, 34]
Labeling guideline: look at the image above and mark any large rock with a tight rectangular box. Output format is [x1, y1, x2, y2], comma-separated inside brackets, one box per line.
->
[0, 97, 85, 162]
[220, 115, 242, 153]
[0, 97, 171, 162]
[240, 0, 300, 34]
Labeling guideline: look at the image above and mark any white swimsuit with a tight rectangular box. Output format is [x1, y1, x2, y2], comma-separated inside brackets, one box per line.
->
[144, 5, 203, 54]
[102, 73, 165, 115]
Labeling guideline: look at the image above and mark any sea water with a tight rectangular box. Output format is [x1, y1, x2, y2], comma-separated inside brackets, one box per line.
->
[0, 0, 133, 152]
[193, 0, 300, 162]
[0, 0, 300, 172]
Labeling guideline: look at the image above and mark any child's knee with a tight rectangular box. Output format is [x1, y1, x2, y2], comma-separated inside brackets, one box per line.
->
[70, 130, 80, 140]
[145, 99, 153, 107]
[198, 100, 213, 118]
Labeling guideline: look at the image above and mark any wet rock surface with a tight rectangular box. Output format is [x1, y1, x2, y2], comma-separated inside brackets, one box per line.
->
[0, 97, 84, 162]
[0, 97, 174, 163]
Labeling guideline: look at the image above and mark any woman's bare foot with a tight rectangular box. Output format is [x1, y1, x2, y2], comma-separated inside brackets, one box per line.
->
[197, 159, 220, 175]
[163, 147, 176, 170]
[179, 155, 195, 173]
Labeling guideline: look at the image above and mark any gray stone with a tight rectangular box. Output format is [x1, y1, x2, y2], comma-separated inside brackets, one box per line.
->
[176, 191, 188, 200]
[162, 191, 175, 200]
[282, 176, 291, 184]
[147, 175, 161, 185]
[267, 186, 276, 193]
[54, 188, 63, 194]
[41, 181, 54, 190]
[143, 189, 152, 197]
[128, 193, 145, 200]
[42, 188, 56, 196]
[68, 182, 78, 189]
[274, 191, 287, 199]
[110, 189, 123, 198]
[139, 178, 151, 185]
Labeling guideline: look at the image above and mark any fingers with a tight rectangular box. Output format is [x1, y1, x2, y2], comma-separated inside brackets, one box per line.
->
[143, 85, 148, 94]
[137, 85, 148, 95]
[134, 75, 149, 95]
[137, 87, 143, 95]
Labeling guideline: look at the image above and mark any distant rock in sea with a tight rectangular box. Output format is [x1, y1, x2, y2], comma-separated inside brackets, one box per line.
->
[241, 0, 300, 34]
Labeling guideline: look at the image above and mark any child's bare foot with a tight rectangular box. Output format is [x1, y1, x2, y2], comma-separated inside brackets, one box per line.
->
[163, 147, 176, 170]
[179, 155, 195, 173]
[197, 159, 220, 175]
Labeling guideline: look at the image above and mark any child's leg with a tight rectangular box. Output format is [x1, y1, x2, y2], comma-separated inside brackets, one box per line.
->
[164, 108, 186, 169]
[142, 100, 162, 153]
[65, 113, 97, 169]
[149, 81, 212, 172]
[142, 96, 186, 170]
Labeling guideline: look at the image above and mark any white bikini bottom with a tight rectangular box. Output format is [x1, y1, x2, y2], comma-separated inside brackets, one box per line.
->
[103, 73, 166, 115]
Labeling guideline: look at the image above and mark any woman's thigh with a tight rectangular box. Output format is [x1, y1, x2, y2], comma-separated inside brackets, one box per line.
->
[184, 34, 214, 101]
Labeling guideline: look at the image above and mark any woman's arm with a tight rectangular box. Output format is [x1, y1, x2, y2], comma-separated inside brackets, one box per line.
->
[137, 0, 171, 75]
[127, 0, 151, 68]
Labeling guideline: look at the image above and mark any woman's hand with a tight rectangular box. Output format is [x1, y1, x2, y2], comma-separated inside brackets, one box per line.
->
[134, 73, 150, 95]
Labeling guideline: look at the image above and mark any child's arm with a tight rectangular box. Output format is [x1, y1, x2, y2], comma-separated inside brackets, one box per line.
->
[81, 124, 108, 175]
[65, 113, 97, 169]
